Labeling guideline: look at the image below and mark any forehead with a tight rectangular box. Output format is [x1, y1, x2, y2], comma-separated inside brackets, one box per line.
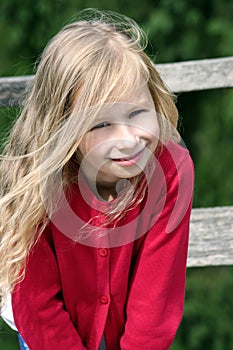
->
[118, 84, 154, 105]
[100, 84, 154, 116]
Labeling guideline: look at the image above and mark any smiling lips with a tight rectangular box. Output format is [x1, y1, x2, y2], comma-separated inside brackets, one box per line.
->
[111, 149, 145, 167]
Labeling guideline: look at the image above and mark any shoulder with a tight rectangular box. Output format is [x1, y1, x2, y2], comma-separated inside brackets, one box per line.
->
[156, 141, 193, 176]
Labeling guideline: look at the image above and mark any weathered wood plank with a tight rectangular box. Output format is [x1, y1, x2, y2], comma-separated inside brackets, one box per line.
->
[157, 56, 233, 93]
[0, 57, 233, 106]
[0, 75, 33, 107]
[187, 206, 233, 267]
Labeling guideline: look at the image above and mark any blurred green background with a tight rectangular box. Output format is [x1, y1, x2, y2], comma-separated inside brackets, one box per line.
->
[0, 0, 232, 349]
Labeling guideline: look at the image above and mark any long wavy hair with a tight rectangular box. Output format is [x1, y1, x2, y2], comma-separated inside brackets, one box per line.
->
[0, 9, 179, 306]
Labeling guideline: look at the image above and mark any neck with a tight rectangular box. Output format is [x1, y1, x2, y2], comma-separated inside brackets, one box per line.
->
[97, 185, 117, 201]
[83, 175, 118, 202]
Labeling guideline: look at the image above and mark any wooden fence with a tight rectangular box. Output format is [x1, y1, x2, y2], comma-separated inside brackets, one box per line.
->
[0, 56, 233, 268]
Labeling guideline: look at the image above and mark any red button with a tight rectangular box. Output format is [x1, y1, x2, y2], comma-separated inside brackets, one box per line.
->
[98, 248, 108, 257]
[99, 295, 109, 304]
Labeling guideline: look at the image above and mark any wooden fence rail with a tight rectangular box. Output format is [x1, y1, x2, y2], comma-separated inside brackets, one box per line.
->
[188, 206, 233, 267]
[0, 56, 233, 268]
[0, 56, 233, 107]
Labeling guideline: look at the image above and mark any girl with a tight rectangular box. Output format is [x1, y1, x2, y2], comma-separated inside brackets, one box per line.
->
[0, 9, 194, 350]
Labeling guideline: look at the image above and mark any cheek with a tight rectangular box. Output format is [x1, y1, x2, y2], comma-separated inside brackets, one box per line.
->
[148, 114, 160, 141]
[78, 134, 97, 156]
[80, 129, 114, 155]
[132, 111, 160, 140]
[78, 135, 109, 165]
[150, 121, 160, 141]
[136, 119, 160, 143]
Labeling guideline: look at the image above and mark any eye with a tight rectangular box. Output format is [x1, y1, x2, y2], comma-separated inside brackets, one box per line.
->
[90, 122, 111, 131]
[129, 109, 148, 119]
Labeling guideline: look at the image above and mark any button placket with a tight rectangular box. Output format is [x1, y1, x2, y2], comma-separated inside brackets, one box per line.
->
[97, 242, 110, 309]
[95, 210, 110, 309]
[97, 249, 110, 306]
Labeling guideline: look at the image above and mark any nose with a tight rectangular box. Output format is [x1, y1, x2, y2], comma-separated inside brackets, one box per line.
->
[113, 124, 139, 150]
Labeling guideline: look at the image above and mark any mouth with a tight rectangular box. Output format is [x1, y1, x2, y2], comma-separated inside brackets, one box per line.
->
[110, 149, 145, 167]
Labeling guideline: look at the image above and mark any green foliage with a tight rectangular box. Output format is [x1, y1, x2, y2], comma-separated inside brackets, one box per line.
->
[0, 0, 233, 72]
[0, 318, 18, 350]
[117, 0, 233, 63]
[171, 267, 233, 350]
[177, 88, 233, 207]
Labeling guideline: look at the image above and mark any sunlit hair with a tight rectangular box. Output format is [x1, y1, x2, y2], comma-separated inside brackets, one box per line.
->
[0, 8, 179, 306]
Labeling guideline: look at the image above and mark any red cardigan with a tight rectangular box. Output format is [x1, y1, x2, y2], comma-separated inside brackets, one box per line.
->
[12, 142, 194, 350]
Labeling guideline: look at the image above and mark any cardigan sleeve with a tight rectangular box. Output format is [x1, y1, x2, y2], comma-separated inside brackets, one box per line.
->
[12, 226, 86, 350]
[120, 148, 194, 350]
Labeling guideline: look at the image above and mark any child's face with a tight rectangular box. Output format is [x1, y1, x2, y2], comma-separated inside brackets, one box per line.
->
[77, 85, 159, 195]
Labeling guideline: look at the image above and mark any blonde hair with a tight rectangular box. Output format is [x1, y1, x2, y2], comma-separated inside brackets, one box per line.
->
[0, 9, 178, 306]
